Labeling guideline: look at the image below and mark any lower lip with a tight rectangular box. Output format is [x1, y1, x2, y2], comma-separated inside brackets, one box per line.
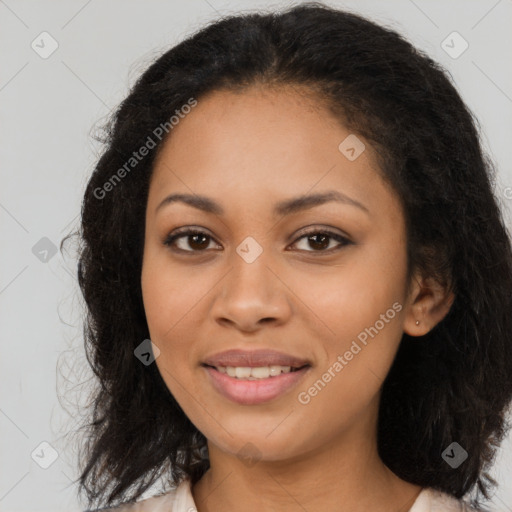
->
[203, 365, 311, 405]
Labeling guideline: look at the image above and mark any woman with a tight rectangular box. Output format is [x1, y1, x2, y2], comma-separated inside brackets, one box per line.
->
[68, 3, 512, 511]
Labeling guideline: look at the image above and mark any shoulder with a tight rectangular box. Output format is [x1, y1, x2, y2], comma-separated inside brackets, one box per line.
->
[84, 478, 196, 512]
[409, 487, 483, 512]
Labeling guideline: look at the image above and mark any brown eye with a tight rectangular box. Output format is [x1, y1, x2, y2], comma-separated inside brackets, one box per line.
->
[306, 233, 330, 250]
[291, 229, 351, 252]
[185, 233, 210, 250]
[163, 229, 219, 253]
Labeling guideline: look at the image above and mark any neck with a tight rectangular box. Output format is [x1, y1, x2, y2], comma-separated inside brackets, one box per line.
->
[191, 407, 422, 512]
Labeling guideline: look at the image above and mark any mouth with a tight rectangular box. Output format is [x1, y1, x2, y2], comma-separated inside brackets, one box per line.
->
[200, 348, 312, 404]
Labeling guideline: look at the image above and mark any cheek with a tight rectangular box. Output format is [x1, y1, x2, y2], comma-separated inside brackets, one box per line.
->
[296, 248, 406, 392]
[141, 252, 204, 340]
[298, 255, 405, 343]
[140, 254, 213, 358]
[141, 258, 199, 389]
[153, 329, 222, 446]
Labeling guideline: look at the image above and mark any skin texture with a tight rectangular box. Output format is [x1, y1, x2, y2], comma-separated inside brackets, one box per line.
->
[140, 85, 454, 512]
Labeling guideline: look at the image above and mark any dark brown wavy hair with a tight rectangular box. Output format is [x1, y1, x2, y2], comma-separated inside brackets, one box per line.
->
[60, 3, 512, 511]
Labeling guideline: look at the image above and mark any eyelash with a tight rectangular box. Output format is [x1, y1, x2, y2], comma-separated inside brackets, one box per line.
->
[163, 227, 352, 255]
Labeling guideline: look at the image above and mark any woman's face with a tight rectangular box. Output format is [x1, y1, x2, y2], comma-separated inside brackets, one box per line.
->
[141, 85, 416, 462]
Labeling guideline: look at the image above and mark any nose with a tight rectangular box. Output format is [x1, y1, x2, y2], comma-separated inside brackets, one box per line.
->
[210, 250, 292, 333]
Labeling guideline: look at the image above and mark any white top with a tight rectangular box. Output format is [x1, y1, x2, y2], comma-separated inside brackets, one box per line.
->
[97, 478, 481, 512]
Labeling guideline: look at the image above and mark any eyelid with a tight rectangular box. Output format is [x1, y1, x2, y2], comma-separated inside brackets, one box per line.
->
[292, 225, 352, 243]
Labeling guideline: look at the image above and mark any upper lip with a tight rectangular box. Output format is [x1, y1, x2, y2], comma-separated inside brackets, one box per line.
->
[202, 349, 311, 368]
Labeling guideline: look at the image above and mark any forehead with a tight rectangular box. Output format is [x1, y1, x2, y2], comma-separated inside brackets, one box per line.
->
[148, 85, 397, 220]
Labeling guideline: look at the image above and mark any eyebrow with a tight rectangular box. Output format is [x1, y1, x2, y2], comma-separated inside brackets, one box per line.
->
[155, 190, 369, 216]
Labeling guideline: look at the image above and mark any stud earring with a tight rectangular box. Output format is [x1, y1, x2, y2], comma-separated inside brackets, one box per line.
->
[415, 320, 420, 325]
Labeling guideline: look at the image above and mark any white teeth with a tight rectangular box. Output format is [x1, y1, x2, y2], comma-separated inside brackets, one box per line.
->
[270, 365, 286, 377]
[218, 365, 295, 379]
[251, 366, 270, 379]
[235, 367, 251, 379]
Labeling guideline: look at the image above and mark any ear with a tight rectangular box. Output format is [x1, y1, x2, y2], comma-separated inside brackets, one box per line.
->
[403, 270, 455, 337]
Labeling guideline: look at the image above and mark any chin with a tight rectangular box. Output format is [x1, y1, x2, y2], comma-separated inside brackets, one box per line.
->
[205, 425, 313, 463]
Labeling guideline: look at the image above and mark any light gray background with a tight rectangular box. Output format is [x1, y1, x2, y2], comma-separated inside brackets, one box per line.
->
[1, 1, 511, 511]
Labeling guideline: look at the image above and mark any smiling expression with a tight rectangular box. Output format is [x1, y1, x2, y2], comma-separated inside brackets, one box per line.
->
[141, 84, 415, 461]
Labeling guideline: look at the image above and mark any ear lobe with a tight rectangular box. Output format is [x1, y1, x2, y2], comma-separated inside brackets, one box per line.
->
[403, 275, 455, 337]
